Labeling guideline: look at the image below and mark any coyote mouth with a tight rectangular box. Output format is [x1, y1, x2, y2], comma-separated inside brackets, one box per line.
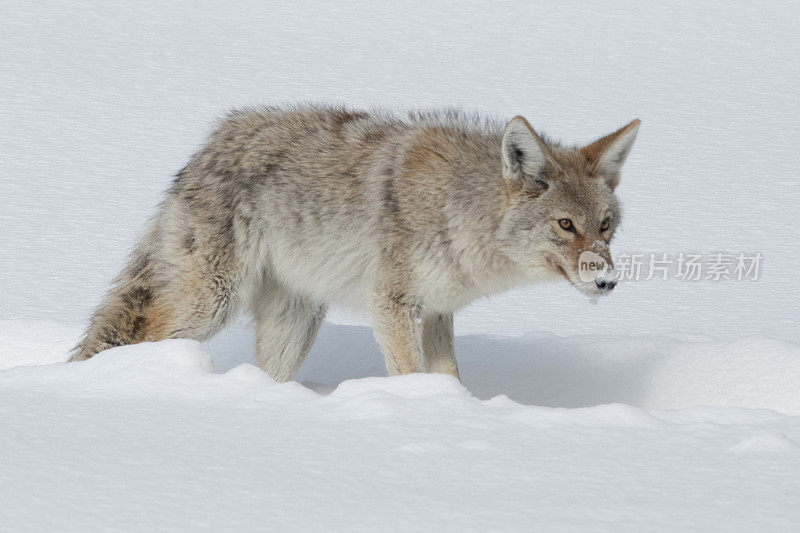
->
[545, 255, 570, 281]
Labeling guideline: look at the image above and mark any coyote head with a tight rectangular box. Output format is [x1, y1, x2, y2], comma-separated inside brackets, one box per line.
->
[498, 116, 640, 297]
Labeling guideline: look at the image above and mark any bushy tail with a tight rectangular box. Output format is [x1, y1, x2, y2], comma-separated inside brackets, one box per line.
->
[70, 210, 242, 362]
[70, 243, 170, 361]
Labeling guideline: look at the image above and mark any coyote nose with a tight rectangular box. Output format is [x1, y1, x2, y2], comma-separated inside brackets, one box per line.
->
[596, 279, 616, 291]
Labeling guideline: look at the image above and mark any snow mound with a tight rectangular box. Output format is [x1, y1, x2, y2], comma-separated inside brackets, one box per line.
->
[332, 373, 469, 400]
[3, 319, 800, 414]
[84, 339, 216, 376]
[0, 338, 214, 398]
[730, 432, 800, 453]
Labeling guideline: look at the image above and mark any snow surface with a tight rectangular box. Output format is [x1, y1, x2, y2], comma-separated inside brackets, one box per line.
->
[3, 1, 800, 531]
[2, 320, 800, 531]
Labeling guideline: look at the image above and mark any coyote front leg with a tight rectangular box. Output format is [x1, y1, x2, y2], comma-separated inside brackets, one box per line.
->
[372, 293, 425, 375]
[422, 313, 459, 378]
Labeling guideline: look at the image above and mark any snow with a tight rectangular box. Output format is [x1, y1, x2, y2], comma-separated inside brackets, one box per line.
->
[3, 1, 800, 530]
[2, 320, 800, 531]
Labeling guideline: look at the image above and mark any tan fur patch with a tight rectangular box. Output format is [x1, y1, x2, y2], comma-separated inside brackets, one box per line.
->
[581, 119, 641, 167]
[142, 299, 174, 341]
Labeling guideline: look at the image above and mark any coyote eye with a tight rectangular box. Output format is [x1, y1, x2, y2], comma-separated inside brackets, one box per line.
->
[600, 218, 611, 232]
[558, 218, 574, 232]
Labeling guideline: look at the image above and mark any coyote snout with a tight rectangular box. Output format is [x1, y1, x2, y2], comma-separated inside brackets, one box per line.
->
[573, 249, 619, 296]
[595, 278, 617, 292]
[549, 250, 618, 297]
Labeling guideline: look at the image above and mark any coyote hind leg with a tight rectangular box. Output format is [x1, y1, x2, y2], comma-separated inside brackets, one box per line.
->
[252, 279, 326, 382]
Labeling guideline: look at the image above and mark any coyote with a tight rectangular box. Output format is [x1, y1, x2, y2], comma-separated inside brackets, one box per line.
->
[72, 106, 639, 380]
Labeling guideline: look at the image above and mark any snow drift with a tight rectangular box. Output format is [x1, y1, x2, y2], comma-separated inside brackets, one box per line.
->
[2, 320, 799, 531]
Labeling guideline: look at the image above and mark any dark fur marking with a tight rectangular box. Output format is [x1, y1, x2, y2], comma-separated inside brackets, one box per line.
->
[240, 161, 282, 195]
[382, 178, 400, 219]
[361, 129, 389, 144]
[330, 109, 369, 129]
[129, 252, 151, 278]
[183, 230, 196, 253]
[129, 314, 147, 340]
[122, 286, 153, 312]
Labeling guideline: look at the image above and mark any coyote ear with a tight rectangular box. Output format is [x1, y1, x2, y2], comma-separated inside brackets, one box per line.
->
[502, 116, 550, 184]
[582, 119, 640, 190]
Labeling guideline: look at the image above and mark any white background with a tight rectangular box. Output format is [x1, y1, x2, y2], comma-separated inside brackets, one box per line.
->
[3, 0, 798, 341]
